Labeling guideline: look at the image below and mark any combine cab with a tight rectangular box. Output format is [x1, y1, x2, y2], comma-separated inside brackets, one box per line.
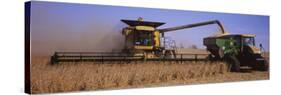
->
[204, 34, 268, 72]
[121, 18, 167, 58]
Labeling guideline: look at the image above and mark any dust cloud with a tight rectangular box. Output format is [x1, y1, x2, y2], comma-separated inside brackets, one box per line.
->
[31, 22, 126, 57]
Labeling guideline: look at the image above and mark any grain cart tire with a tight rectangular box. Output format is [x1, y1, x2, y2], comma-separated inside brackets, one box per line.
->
[218, 48, 225, 59]
[226, 55, 240, 72]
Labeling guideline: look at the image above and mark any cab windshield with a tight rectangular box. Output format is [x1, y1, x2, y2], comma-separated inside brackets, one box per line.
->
[134, 30, 153, 46]
[242, 37, 255, 46]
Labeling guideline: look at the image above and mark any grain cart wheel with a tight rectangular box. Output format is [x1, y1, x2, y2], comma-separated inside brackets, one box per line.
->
[226, 55, 240, 72]
[218, 47, 225, 59]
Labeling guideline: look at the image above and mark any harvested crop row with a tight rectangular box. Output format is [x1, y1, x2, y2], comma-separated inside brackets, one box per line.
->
[31, 57, 227, 93]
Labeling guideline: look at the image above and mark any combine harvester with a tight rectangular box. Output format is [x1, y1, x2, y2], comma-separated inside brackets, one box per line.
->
[51, 18, 268, 72]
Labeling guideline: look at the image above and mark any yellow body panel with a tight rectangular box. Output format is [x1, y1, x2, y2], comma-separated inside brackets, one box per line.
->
[248, 46, 261, 54]
[154, 31, 160, 47]
[134, 46, 153, 50]
[135, 26, 155, 31]
[241, 34, 255, 37]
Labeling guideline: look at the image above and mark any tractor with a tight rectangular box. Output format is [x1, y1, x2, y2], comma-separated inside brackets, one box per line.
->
[204, 34, 268, 72]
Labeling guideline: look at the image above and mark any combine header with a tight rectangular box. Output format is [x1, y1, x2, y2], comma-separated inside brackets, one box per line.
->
[51, 52, 208, 64]
[51, 17, 268, 72]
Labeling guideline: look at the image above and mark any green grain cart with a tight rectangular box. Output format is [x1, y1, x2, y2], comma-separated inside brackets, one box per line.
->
[204, 34, 268, 72]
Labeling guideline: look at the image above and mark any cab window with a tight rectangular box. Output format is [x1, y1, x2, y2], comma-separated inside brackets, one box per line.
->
[243, 37, 255, 46]
[134, 30, 153, 46]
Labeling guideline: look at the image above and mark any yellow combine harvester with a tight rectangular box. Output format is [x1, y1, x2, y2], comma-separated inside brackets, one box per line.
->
[120, 17, 225, 59]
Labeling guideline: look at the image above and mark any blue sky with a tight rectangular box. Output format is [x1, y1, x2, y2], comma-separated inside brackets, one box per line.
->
[30, 1, 269, 55]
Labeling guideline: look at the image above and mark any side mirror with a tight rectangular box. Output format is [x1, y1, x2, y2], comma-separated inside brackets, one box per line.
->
[259, 43, 264, 53]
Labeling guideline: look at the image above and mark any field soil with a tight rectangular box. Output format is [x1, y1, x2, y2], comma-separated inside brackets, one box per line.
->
[30, 56, 269, 94]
